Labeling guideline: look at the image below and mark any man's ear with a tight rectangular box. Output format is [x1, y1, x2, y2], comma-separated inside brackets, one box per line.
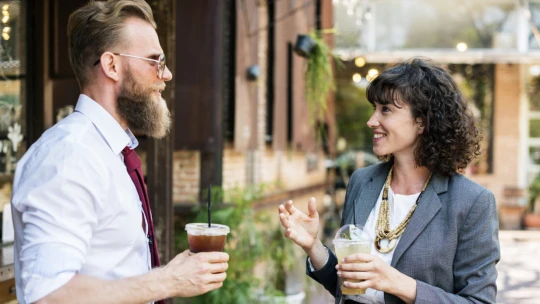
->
[99, 52, 120, 81]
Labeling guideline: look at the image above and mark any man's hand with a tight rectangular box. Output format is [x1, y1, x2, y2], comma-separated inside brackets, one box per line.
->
[161, 250, 229, 298]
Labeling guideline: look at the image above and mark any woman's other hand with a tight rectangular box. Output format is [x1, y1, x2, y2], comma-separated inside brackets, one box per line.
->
[278, 197, 320, 251]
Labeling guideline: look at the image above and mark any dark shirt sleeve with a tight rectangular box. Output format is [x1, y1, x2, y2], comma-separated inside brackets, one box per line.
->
[305, 245, 339, 297]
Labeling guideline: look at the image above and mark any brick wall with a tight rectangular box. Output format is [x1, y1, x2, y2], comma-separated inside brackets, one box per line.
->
[471, 63, 524, 206]
[172, 150, 200, 203]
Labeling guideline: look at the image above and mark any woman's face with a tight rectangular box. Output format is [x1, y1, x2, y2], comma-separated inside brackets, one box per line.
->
[366, 99, 424, 159]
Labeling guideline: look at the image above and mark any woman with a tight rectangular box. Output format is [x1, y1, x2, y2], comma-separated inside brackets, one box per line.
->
[278, 58, 499, 304]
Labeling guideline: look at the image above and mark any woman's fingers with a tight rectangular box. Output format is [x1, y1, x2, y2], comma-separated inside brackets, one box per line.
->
[279, 211, 290, 228]
[343, 253, 373, 263]
[284, 200, 300, 215]
[307, 197, 318, 218]
[338, 261, 371, 272]
[338, 269, 372, 281]
[343, 279, 372, 290]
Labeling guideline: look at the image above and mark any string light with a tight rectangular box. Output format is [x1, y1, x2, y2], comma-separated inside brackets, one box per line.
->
[352, 73, 362, 83]
[354, 57, 366, 67]
[366, 69, 379, 82]
[456, 42, 468, 52]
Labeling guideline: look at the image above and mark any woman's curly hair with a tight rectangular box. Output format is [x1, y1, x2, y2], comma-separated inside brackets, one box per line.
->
[366, 58, 482, 176]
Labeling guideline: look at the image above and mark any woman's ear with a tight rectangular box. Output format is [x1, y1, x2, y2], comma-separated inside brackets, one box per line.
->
[416, 118, 425, 135]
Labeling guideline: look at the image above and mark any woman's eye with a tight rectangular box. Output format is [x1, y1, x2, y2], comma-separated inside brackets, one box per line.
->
[382, 106, 390, 112]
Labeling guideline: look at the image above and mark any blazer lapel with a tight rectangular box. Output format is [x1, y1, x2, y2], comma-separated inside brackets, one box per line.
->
[352, 162, 392, 227]
[391, 173, 447, 267]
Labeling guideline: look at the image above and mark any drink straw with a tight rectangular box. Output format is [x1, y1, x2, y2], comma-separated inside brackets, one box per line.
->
[207, 184, 212, 228]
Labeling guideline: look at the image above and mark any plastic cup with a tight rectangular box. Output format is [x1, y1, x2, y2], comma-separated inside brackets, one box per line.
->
[332, 224, 372, 295]
[185, 223, 230, 253]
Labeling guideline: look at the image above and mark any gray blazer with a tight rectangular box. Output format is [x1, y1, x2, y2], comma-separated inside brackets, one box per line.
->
[307, 161, 500, 304]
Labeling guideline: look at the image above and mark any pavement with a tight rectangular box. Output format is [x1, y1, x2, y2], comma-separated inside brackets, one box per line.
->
[305, 230, 540, 304]
[496, 230, 540, 304]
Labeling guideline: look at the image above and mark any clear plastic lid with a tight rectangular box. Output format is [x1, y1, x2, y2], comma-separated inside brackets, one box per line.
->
[332, 224, 372, 242]
[185, 223, 230, 236]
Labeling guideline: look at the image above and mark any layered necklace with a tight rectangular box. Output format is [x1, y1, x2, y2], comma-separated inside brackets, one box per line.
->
[374, 166, 433, 253]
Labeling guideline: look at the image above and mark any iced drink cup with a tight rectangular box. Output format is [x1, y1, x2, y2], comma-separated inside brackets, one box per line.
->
[185, 223, 230, 253]
[333, 224, 372, 295]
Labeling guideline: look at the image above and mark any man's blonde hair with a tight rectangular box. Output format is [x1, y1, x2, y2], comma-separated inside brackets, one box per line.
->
[67, 0, 157, 88]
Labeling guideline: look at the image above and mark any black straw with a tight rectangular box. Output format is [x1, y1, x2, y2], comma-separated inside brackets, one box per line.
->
[207, 184, 212, 228]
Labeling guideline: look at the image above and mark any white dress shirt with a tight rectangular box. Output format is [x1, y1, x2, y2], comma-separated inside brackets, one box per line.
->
[310, 186, 419, 304]
[11, 94, 150, 304]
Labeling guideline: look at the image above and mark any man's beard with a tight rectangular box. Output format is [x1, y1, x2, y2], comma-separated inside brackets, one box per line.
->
[117, 69, 171, 139]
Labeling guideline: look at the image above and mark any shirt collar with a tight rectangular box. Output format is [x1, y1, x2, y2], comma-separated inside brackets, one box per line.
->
[74, 94, 139, 154]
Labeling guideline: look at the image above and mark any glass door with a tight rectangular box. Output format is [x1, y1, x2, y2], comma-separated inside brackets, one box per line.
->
[0, 0, 26, 241]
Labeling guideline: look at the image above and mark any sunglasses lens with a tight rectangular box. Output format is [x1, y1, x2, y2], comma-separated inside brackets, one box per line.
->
[159, 54, 166, 78]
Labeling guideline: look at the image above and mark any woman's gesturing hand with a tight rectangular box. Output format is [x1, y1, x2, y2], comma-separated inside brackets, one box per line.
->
[278, 197, 320, 251]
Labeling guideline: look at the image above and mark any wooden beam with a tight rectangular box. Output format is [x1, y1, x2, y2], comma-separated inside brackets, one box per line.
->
[146, 0, 175, 267]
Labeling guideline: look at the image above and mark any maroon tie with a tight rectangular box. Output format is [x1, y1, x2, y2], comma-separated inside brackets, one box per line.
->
[121, 146, 161, 268]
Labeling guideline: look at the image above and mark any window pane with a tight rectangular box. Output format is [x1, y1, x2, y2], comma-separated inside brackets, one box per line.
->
[335, 0, 518, 51]
[531, 119, 540, 138]
[0, 0, 25, 175]
[529, 146, 540, 165]
[448, 64, 494, 174]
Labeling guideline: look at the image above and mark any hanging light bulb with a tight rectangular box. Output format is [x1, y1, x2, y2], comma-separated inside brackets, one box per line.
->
[2, 15, 8, 23]
[456, 42, 468, 52]
[2, 4, 9, 11]
[354, 57, 366, 67]
[3, 27, 10, 33]
[2, 33, 9, 40]
[366, 69, 379, 82]
[352, 73, 362, 83]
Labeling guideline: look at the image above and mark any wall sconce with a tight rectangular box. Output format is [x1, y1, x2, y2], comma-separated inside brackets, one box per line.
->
[246, 64, 260, 81]
[294, 34, 316, 58]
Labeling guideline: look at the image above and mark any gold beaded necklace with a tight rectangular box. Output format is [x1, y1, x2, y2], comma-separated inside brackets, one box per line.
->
[374, 166, 433, 253]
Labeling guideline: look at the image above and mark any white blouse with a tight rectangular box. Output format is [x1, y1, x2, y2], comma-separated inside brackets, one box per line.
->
[345, 186, 420, 304]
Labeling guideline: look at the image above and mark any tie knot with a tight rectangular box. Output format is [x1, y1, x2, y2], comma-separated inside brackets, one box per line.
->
[122, 146, 141, 172]
[121, 146, 132, 157]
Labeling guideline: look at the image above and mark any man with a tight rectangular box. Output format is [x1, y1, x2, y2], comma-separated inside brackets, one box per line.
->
[10, 1, 229, 303]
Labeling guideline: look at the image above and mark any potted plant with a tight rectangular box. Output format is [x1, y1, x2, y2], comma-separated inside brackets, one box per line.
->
[524, 174, 540, 229]
[258, 220, 306, 304]
[498, 186, 527, 230]
[295, 30, 338, 124]
[174, 185, 268, 304]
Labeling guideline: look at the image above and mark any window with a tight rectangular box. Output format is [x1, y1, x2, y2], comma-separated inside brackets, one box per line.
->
[0, 0, 26, 241]
[334, 0, 519, 51]
[0, 0, 25, 178]
[449, 64, 494, 175]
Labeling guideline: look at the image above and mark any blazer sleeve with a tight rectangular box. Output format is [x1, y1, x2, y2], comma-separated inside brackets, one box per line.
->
[414, 189, 500, 304]
[305, 168, 364, 298]
[305, 246, 339, 297]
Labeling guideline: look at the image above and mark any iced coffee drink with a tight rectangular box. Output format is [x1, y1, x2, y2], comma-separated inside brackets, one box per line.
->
[185, 223, 230, 253]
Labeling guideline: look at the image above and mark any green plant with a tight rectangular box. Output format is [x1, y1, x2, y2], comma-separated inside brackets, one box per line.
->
[304, 30, 339, 124]
[528, 174, 540, 214]
[175, 184, 268, 304]
[260, 217, 297, 298]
